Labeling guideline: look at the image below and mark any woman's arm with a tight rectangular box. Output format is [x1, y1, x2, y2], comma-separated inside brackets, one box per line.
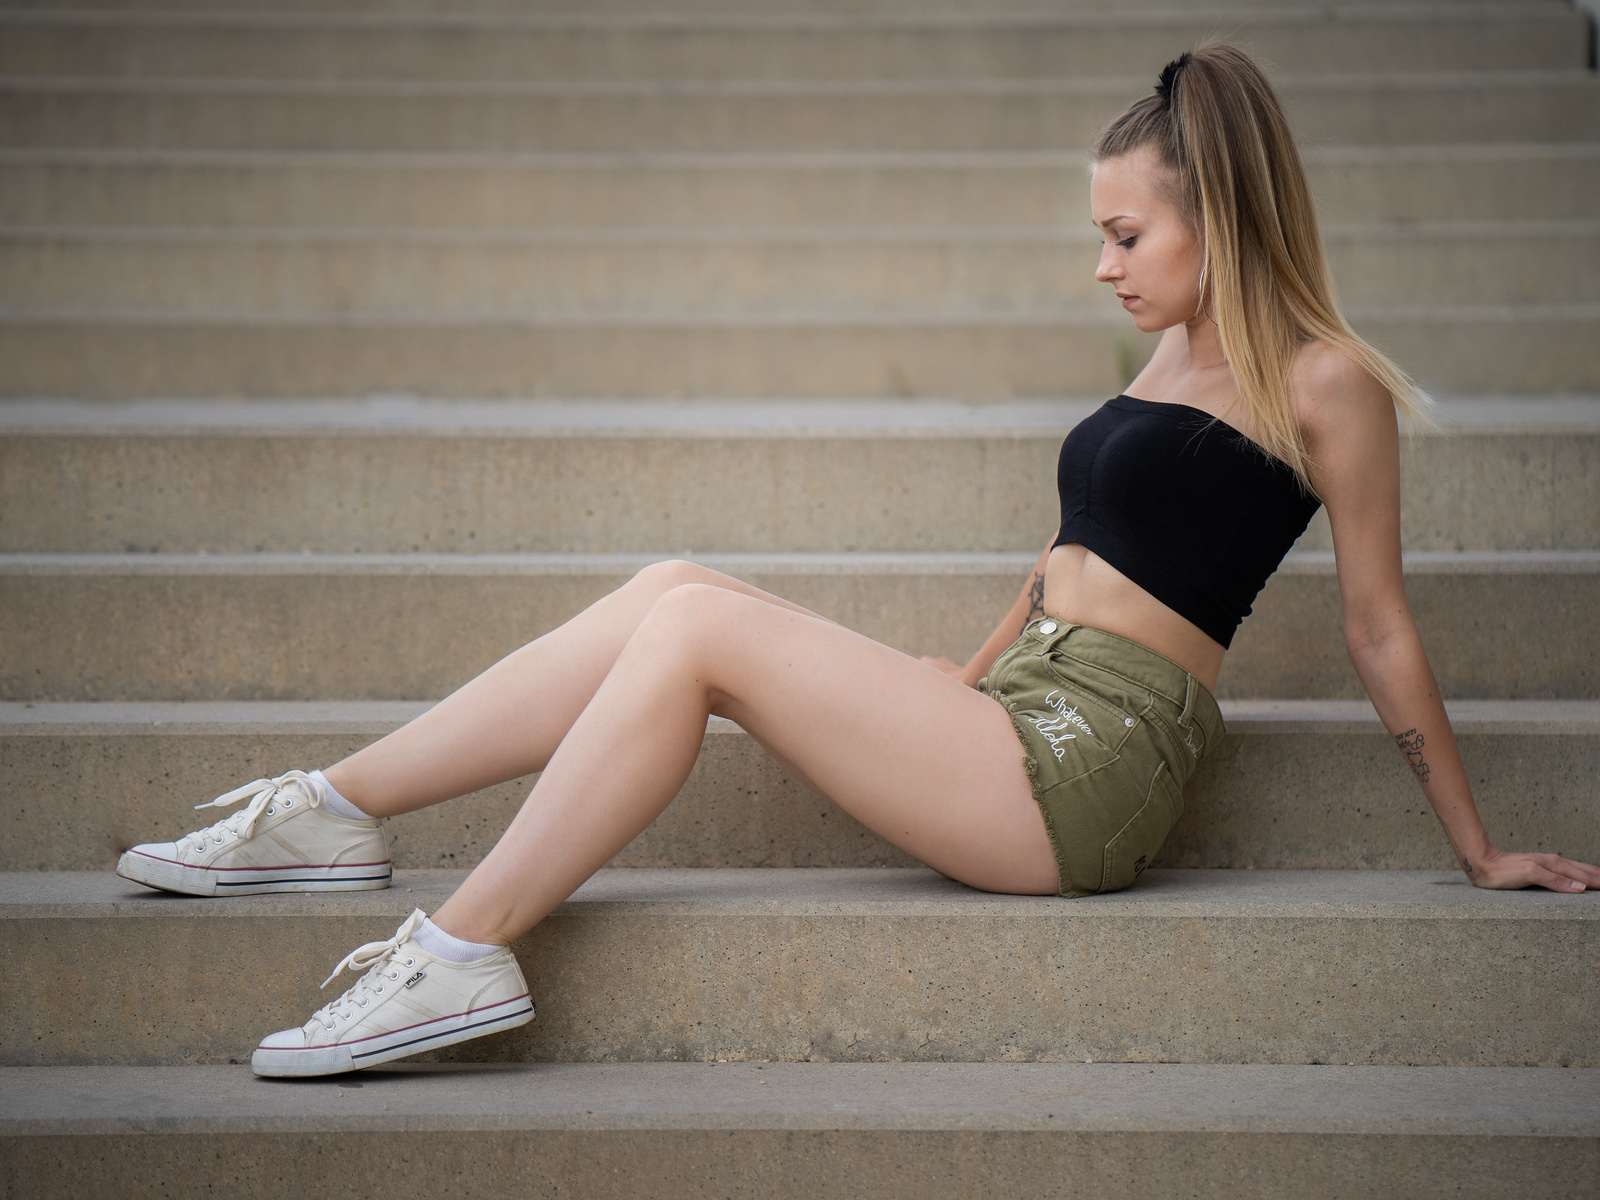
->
[923, 536, 1055, 687]
[1302, 348, 1600, 892]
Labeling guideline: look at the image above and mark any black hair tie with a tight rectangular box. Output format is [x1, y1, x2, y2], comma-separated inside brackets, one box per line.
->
[1155, 52, 1192, 105]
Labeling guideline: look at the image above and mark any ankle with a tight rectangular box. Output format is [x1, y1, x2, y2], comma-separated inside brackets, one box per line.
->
[411, 916, 504, 962]
[310, 769, 372, 821]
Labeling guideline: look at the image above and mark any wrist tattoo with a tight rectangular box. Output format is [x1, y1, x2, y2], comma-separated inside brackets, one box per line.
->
[1394, 728, 1430, 784]
[1025, 572, 1046, 622]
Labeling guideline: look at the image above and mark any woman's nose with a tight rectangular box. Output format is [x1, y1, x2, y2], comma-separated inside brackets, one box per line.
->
[1095, 246, 1121, 283]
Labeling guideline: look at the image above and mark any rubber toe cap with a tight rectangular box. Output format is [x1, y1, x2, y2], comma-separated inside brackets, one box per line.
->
[256, 1027, 309, 1051]
[122, 842, 179, 863]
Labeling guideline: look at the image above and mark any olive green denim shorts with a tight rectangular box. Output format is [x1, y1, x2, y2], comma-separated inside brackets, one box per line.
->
[979, 618, 1226, 898]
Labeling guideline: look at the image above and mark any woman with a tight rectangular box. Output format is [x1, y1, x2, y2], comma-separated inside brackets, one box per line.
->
[115, 45, 1600, 1079]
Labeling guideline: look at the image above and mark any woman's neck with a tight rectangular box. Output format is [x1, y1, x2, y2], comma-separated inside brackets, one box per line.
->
[1179, 312, 1227, 371]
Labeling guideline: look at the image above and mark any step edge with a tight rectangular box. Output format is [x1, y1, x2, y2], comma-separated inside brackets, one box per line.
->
[4, 395, 1596, 435]
[2, 549, 1595, 575]
[3, 1061, 1596, 1138]
[5, 866, 1596, 920]
[4, 698, 1597, 735]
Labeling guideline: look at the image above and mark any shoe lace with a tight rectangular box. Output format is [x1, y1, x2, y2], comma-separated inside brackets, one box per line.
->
[176, 770, 321, 855]
[311, 908, 426, 1030]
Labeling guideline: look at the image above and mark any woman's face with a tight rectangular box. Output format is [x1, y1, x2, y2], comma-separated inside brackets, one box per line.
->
[1090, 146, 1205, 333]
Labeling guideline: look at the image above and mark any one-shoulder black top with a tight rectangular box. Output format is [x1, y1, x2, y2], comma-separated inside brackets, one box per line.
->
[1053, 394, 1322, 649]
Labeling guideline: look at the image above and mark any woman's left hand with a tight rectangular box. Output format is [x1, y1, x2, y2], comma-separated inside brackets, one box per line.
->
[1465, 847, 1600, 893]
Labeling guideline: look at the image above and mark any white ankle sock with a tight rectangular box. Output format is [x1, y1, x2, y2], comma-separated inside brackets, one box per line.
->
[412, 916, 499, 963]
[309, 769, 370, 821]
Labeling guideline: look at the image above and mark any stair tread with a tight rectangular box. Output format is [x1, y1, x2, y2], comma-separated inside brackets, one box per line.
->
[8, 68, 1598, 93]
[6, 698, 1598, 733]
[5, 141, 1597, 166]
[4, 1060, 1597, 1135]
[3, 395, 1598, 434]
[4, 549, 1596, 572]
[8, 866, 1597, 918]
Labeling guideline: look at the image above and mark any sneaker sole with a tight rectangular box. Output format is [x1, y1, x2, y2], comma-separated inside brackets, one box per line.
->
[116, 851, 392, 896]
[251, 995, 536, 1078]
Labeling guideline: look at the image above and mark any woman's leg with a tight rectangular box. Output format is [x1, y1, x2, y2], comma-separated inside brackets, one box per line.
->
[431, 582, 1057, 945]
[323, 560, 830, 817]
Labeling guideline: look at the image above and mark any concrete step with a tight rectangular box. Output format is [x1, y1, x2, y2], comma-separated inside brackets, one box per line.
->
[6, 220, 1597, 313]
[6, 0, 1570, 11]
[3, 699, 1594, 873]
[0, 9, 1587, 82]
[3, 1062, 1595, 1200]
[5, 306, 1600, 398]
[4, 145, 1595, 229]
[5, 73, 1597, 150]
[1, 550, 1595, 702]
[2, 398, 1596, 555]
[4, 867, 1596, 1067]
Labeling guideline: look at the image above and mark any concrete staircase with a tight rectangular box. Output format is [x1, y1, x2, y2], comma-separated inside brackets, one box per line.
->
[2, 0, 1597, 1195]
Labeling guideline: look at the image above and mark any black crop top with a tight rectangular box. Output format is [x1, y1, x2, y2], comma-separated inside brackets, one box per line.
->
[1053, 395, 1321, 649]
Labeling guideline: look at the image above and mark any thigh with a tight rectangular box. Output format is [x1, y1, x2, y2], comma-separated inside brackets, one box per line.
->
[658, 585, 1057, 895]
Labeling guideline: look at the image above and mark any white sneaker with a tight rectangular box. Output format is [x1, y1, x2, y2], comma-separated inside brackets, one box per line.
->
[116, 770, 391, 896]
[251, 909, 535, 1077]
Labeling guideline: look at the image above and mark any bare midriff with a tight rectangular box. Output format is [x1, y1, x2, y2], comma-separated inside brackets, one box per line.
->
[1041, 542, 1225, 691]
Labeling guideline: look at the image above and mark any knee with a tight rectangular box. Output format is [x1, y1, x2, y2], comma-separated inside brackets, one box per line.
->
[630, 558, 715, 599]
[644, 581, 736, 624]
[633, 582, 755, 652]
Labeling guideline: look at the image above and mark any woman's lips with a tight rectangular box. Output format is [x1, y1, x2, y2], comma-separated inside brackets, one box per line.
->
[1119, 295, 1139, 309]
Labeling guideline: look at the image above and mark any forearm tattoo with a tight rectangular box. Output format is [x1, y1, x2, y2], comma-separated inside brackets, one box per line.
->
[1025, 571, 1046, 622]
[1394, 728, 1431, 785]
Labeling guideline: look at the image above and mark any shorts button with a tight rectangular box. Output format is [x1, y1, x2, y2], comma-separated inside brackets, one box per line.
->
[1124, 717, 1136, 726]
[1037, 620, 1057, 635]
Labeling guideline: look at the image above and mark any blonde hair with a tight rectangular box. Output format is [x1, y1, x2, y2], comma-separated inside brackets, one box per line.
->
[1093, 43, 1431, 487]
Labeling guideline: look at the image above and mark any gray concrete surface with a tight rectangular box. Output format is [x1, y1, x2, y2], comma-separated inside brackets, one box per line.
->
[4, 868, 1596, 1068]
[2, 398, 1596, 554]
[0, 0, 1572, 11]
[2, 701, 1595, 872]
[4, 1128, 1593, 1200]
[5, 1061, 1597, 1135]
[0, 10, 1585, 84]
[4, 308, 1597, 397]
[3, 552, 1594, 700]
[5, 145, 1596, 231]
[3, 1064, 1596, 1198]
[7, 219, 1595, 313]
[4, 75, 1596, 152]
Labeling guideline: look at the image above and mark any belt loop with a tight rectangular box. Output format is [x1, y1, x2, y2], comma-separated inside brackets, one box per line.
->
[1177, 674, 1211, 759]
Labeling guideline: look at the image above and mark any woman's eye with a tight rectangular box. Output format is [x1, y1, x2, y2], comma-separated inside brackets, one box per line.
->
[1117, 236, 1137, 249]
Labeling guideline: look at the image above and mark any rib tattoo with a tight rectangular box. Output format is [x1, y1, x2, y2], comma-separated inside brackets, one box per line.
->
[1025, 571, 1046, 622]
[1394, 728, 1431, 784]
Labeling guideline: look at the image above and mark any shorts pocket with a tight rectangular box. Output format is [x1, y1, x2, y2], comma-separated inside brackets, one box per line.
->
[1099, 758, 1182, 894]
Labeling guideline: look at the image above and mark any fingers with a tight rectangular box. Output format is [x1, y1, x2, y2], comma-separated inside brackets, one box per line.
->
[1539, 853, 1600, 891]
[1524, 854, 1590, 893]
[1471, 852, 1599, 893]
[1553, 856, 1600, 887]
[1533, 867, 1586, 893]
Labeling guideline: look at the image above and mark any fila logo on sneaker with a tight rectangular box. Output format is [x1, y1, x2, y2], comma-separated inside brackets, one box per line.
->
[404, 971, 426, 988]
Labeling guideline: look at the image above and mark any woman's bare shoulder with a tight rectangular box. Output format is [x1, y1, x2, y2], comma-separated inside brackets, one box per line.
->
[1289, 338, 1395, 449]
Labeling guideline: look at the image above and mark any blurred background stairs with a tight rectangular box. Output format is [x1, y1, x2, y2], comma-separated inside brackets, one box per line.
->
[1, 0, 1597, 1195]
